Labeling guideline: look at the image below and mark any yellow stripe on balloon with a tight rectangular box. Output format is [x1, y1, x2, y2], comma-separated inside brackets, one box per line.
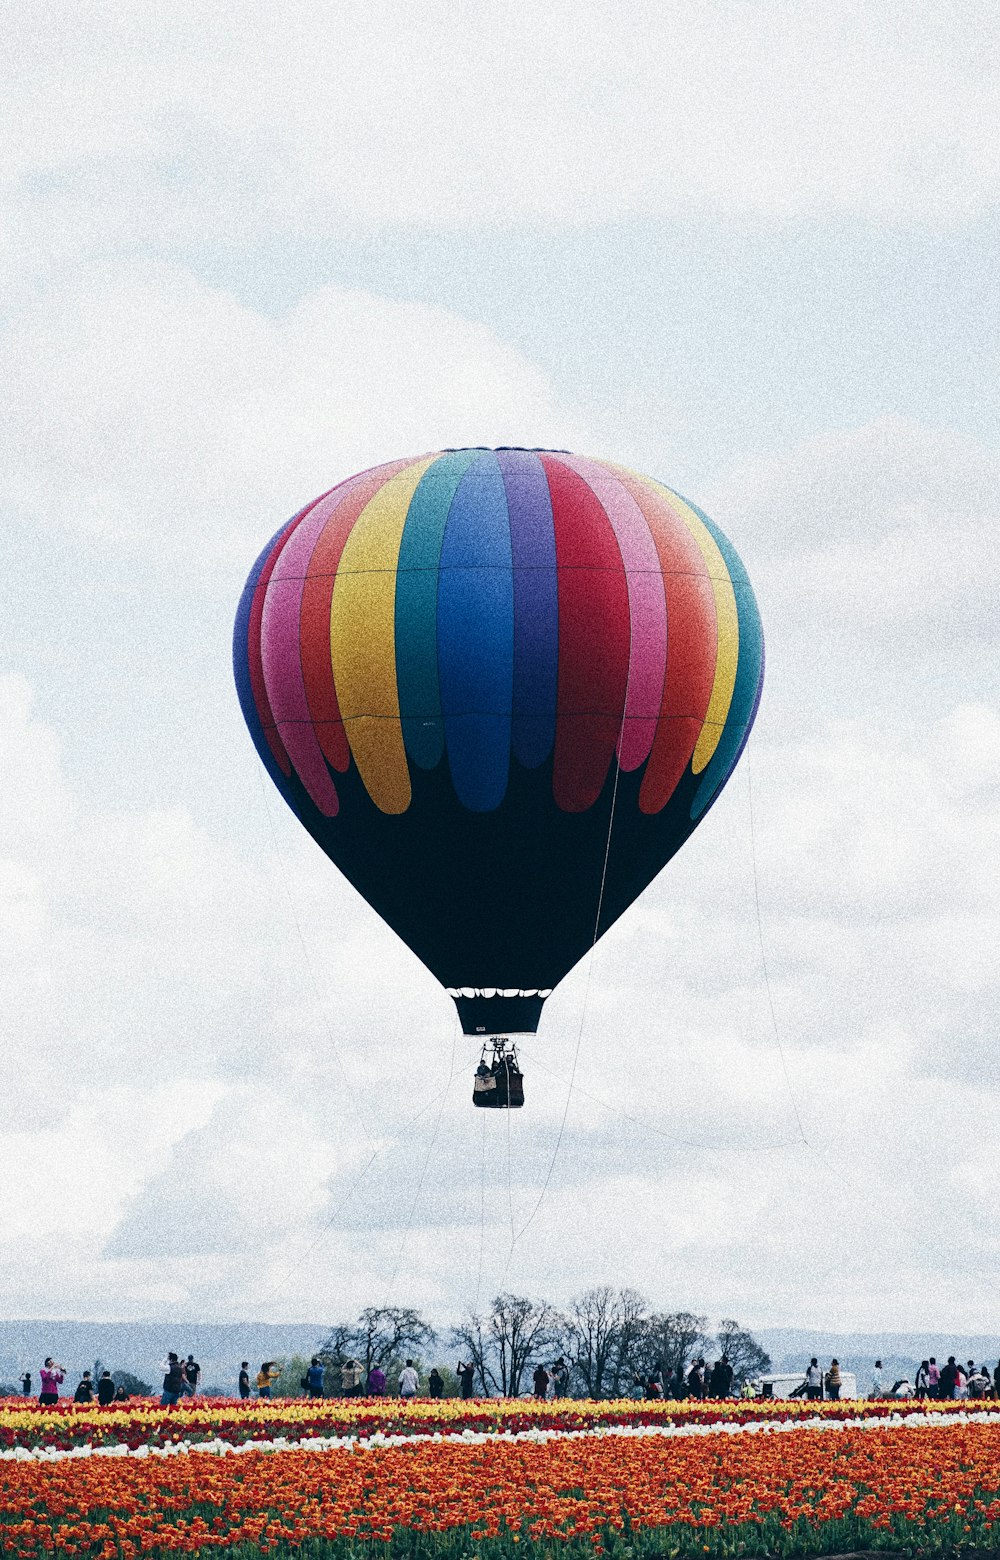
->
[629, 473, 739, 775]
[331, 458, 435, 814]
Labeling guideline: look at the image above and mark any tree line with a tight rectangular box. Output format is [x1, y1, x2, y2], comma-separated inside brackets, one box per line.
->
[317, 1288, 771, 1398]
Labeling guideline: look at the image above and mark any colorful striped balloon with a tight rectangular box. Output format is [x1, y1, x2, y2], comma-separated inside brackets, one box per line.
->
[235, 448, 763, 1037]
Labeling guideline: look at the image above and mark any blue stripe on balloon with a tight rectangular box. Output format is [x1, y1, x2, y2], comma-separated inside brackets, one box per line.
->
[437, 451, 514, 811]
[232, 516, 304, 804]
[683, 499, 765, 820]
[396, 450, 481, 769]
[496, 448, 559, 768]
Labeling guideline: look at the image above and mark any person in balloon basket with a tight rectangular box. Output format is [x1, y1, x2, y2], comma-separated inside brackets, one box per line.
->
[161, 1353, 186, 1407]
[39, 1358, 65, 1405]
[399, 1360, 419, 1399]
[368, 1363, 387, 1396]
[238, 1361, 251, 1400]
[457, 1360, 475, 1399]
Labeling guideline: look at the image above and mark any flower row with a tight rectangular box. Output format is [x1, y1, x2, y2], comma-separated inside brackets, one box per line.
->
[0, 1391, 983, 1453]
[2, 1418, 1000, 1557]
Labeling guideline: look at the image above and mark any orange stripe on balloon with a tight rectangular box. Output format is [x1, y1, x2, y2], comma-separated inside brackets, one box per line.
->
[610, 469, 717, 814]
[300, 460, 414, 774]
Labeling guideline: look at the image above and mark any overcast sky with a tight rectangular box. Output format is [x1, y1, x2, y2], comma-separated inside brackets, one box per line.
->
[2, 0, 999, 1337]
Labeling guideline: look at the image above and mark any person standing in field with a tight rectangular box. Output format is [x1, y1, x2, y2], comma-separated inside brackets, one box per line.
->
[74, 1371, 94, 1404]
[238, 1362, 251, 1400]
[532, 1362, 550, 1400]
[457, 1360, 475, 1399]
[306, 1357, 325, 1397]
[340, 1358, 362, 1396]
[184, 1355, 200, 1396]
[428, 1367, 444, 1399]
[97, 1371, 116, 1407]
[398, 1360, 419, 1399]
[39, 1359, 64, 1405]
[805, 1359, 822, 1400]
[870, 1360, 884, 1398]
[825, 1360, 842, 1401]
[928, 1358, 940, 1397]
[368, 1363, 387, 1395]
[20, 1372, 32, 1396]
[161, 1354, 186, 1407]
[257, 1361, 281, 1398]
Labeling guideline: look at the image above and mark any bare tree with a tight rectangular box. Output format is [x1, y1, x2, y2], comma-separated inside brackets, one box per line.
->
[717, 1319, 771, 1387]
[322, 1308, 435, 1383]
[450, 1313, 500, 1396]
[609, 1288, 649, 1396]
[317, 1322, 355, 1389]
[489, 1293, 560, 1396]
[639, 1311, 708, 1381]
[565, 1286, 649, 1398]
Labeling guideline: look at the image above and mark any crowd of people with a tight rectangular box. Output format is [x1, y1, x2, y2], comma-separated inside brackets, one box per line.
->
[16, 1349, 1000, 1405]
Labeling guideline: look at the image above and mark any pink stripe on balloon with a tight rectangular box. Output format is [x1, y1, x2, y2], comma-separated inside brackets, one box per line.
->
[260, 476, 368, 817]
[558, 456, 667, 771]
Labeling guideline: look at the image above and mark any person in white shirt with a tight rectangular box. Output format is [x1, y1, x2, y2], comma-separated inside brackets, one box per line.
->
[870, 1360, 884, 1398]
[805, 1358, 822, 1401]
[398, 1360, 419, 1398]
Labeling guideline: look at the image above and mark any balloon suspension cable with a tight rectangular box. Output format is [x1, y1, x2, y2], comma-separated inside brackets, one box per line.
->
[256, 768, 379, 1153]
[473, 1107, 487, 1315]
[500, 725, 627, 1284]
[746, 742, 809, 1148]
[239, 1059, 469, 1319]
[380, 1012, 460, 1310]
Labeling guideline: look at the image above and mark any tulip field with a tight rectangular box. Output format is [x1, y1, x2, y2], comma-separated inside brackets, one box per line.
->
[2, 1397, 1000, 1558]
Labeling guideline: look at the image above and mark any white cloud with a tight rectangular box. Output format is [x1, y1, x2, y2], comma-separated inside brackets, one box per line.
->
[0, 264, 587, 573]
[3, 0, 998, 253]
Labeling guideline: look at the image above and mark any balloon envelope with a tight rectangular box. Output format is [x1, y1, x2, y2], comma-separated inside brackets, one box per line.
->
[234, 448, 763, 1035]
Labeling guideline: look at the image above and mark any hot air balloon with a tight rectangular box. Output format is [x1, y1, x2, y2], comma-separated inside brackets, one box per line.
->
[234, 448, 763, 1107]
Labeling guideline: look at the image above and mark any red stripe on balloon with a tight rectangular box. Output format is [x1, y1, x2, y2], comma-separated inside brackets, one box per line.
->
[614, 471, 718, 814]
[247, 506, 321, 776]
[542, 455, 630, 813]
[299, 459, 413, 773]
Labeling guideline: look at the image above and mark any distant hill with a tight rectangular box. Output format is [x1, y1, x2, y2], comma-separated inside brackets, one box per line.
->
[0, 1320, 329, 1395]
[757, 1327, 1000, 1387]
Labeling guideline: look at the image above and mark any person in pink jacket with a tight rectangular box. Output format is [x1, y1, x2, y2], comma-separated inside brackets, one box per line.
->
[39, 1358, 64, 1405]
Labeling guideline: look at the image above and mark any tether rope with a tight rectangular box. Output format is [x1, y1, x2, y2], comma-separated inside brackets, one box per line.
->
[745, 742, 808, 1146]
[380, 1013, 461, 1308]
[257, 769, 378, 1150]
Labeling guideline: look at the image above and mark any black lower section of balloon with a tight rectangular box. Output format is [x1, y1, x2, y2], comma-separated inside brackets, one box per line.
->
[278, 748, 705, 1028]
[452, 993, 546, 1036]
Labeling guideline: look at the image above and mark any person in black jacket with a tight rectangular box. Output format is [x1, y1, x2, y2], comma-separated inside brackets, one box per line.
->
[161, 1353, 186, 1407]
[238, 1361, 251, 1400]
[938, 1357, 959, 1399]
[74, 1371, 94, 1404]
[428, 1368, 444, 1399]
[456, 1360, 475, 1399]
[97, 1371, 116, 1406]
